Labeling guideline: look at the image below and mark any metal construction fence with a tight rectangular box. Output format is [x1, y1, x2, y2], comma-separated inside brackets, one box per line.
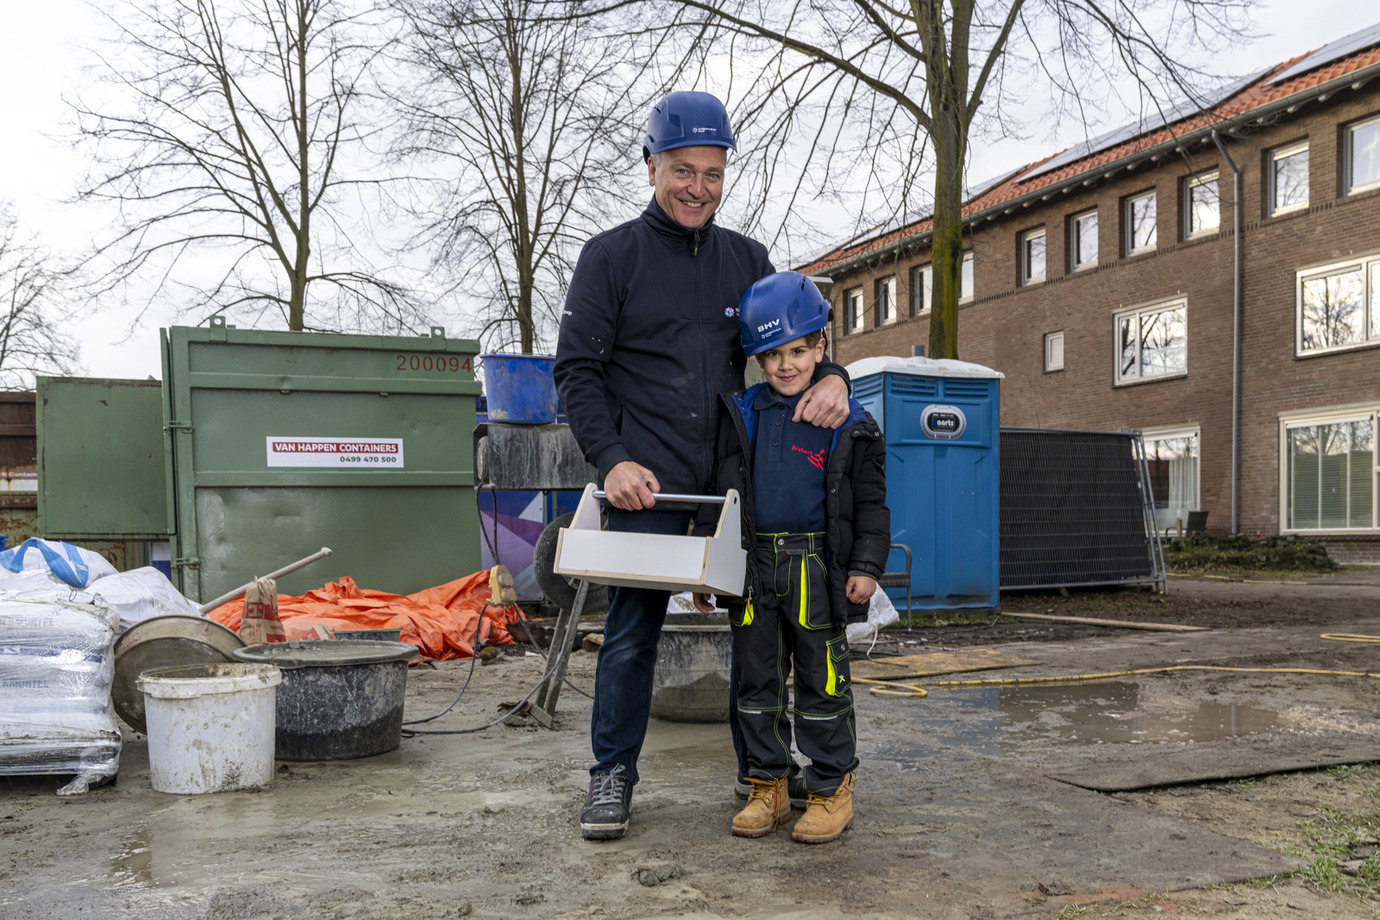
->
[999, 428, 1165, 592]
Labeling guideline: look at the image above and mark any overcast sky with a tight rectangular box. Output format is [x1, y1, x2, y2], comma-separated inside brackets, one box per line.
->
[0, 0, 1375, 380]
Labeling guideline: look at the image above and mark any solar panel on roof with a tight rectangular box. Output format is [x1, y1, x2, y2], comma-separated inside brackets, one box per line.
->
[1014, 70, 1267, 185]
[966, 165, 1026, 201]
[1270, 22, 1380, 86]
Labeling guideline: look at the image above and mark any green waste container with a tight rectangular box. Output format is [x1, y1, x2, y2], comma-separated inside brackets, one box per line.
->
[37, 377, 170, 542]
[161, 320, 482, 603]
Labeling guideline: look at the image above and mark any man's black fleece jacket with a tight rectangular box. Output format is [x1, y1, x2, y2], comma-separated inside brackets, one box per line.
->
[554, 196, 847, 496]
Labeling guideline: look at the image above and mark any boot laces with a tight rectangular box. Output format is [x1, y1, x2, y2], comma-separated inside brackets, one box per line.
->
[745, 778, 780, 804]
[589, 766, 629, 807]
[806, 774, 855, 809]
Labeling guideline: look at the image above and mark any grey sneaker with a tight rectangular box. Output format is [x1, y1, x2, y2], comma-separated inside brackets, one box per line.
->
[581, 765, 633, 840]
[735, 771, 808, 810]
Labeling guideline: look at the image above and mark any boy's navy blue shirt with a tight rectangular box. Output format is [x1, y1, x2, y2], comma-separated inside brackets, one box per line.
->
[750, 387, 832, 534]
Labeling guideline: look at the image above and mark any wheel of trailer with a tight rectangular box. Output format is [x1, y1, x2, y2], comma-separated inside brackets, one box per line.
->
[532, 512, 609, 612]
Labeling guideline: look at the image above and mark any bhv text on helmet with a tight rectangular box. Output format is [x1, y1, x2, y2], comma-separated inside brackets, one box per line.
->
[738, 272, 832, 357]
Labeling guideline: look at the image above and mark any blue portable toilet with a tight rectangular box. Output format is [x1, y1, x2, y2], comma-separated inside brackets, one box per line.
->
[849, 356, 1003, 612]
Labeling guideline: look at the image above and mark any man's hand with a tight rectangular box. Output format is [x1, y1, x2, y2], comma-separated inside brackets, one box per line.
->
[846, 575, 878, 605]
[793, 373, 849, 429]
[691, 592, 715, 613]
[603, 460, 661, 510]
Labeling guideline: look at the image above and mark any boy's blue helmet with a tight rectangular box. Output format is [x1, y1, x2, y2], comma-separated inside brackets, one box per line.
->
[738, 272, 831, 357]
[643, 92, 737, 161]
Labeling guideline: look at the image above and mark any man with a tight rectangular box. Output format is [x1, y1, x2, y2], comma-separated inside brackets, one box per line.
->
[554, 90, 851, 841]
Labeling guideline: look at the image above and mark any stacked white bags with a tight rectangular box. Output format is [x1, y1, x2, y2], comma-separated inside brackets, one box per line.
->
[0, 587, 120, 794]
[0, 539, 198, 794]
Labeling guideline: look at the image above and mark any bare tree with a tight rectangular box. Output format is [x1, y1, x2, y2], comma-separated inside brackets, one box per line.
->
[0, 207, 81, 390]
[595, 0, 1252, 359]
[71, 0, 422, 333]
[388, 0, 705, 353]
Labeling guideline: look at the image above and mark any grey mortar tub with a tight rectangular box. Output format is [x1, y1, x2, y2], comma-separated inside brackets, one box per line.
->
[233, 639, 417, 760]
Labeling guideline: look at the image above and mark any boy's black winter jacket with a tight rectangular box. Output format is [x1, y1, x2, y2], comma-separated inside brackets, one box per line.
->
[695, 385, 890, 625]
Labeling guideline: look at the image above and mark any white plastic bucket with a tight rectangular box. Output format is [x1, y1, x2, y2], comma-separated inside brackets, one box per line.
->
[137, 662, 282, 794]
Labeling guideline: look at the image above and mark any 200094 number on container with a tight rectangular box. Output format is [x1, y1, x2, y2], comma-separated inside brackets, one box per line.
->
[396, 355, 472, 373]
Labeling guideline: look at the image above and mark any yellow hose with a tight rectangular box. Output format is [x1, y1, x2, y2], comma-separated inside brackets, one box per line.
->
[855, 678, 928, 698]
[1321, 633, 1380, 643]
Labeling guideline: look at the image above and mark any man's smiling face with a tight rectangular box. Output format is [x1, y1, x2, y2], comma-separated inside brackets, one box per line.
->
[648, 146, 727, 230]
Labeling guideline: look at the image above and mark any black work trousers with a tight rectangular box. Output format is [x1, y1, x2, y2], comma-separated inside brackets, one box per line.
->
[732, 533, 858, 796]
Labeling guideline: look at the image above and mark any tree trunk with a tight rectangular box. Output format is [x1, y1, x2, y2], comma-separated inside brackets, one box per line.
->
[927, 99, 964, 361]
[290, 0, 310, 332]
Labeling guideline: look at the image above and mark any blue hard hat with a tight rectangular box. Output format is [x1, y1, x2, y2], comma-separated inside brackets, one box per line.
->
[738, 272, 831, 357]
[643, 91, 737, 161]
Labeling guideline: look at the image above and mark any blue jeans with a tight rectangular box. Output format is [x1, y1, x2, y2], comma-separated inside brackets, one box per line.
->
[590, 507, 746, 784]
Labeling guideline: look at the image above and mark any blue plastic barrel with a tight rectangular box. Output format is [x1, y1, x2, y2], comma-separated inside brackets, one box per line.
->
[481, 354, 558, 424]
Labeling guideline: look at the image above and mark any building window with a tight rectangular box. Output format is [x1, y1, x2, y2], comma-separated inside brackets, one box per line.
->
[910, 255, 971, 309]
[1116, 299, 1186, 384]
[910, 264, 931, 316]
[1268, 141, 1310, 215]
[1020, 228, 1046, 285]
[1285, 415, 1375, 530]
[1124, 190, 1157, 255]
[1344, 114, 1380, 194]
[1069, 209, 1098, 271]
[875, 275, 897, 325]
[1044, 331, 1064, 372]
[844, 287, 864, 334]
[1297, 255, 1380, 355]
[1144, 429, 1200, 534]
[1183, 172, 1220, 239]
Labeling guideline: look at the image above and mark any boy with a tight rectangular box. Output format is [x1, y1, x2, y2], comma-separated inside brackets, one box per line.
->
[693, 271, 890, 843]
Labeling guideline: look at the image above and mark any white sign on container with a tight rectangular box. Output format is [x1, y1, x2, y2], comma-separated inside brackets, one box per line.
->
[266, 437, 405, 468]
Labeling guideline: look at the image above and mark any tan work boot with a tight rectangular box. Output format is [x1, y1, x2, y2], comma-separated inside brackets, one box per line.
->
[732, 776, 790, 838]
[792, 773, 855, 844]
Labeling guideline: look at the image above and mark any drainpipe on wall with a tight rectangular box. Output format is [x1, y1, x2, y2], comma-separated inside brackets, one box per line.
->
[1212, 130, 1242, 535]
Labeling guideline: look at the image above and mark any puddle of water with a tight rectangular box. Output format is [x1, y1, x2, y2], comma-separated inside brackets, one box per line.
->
[977, 681, 1282, 749]
[874, 681, 1286, 760]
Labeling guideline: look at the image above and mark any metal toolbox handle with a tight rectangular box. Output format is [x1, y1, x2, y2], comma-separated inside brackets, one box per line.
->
[591, 491, 727, 505]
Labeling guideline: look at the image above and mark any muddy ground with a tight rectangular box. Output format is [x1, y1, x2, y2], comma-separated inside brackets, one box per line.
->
[3, 569, 1380, 919]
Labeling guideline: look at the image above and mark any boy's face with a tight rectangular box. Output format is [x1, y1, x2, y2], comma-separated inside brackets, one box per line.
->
[754, 335, 825, 397]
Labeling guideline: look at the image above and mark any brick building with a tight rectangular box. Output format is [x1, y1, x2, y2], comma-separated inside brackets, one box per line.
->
[798, 24, 1380, 562]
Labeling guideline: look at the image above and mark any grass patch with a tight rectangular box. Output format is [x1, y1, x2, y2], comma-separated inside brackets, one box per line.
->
[1298, 855, 1352, 893]
[1163, 532, 1337, 575]
[1283, 790, 1380, 900]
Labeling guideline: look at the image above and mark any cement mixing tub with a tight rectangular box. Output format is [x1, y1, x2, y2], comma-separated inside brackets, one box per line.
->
[137, 662, 281, 794]
[650, 614, 732, 723]
[233, 640, 416, 761]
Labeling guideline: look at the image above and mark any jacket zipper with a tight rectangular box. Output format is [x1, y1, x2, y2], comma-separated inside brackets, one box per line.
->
[693, 227, 714, 490]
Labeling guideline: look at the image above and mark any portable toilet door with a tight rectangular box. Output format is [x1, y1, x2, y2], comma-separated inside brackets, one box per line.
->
[848, 356, 1003, 611]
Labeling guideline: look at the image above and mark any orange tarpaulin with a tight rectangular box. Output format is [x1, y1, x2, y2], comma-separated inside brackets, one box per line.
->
[208, 572, 523, 660]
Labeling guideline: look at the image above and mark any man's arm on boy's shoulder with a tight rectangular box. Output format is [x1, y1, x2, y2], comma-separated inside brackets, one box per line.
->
[795, 357, 851, 428]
